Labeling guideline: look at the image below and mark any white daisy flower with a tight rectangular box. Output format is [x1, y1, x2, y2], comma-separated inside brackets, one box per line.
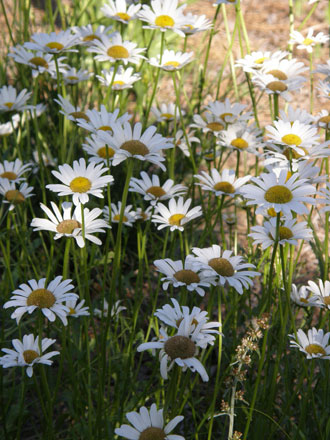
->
[174, 129, 200, 157]
[103, 202, 136, 226]
[59, 67, 93, 85]
[96, 66, 141, 90]
[191, 245, 259, 295]
[290, 284, 322, 307]
[71, 24, 114, 46]
[279, 105, 314, 125]
[32, 151, 57, 172]
[261, 57, 308, 81]
[0, 179, 34, 210]
[115, 403, 184, 440]
[54, 94, 89, 123]
[65, 299, 90, 318]
[314, 60, 330, 78]
[0, 85, 32, 112]
[189, 112, 225, 135]
[289, 29, 329, 53]
[154, 257, 217, 297]
[24, 30, 79, 54]
[149, 49, 193, 71]
[194, 168, 251, 198]
[151, 102, 182, 122]
[240, 170, 316, 217]
[138, 0, 186, 36]
[98, 122, 173, 170]
[213, 0, 237, 4]
[289, 328, 330, 359]
[0, 334, 59, 377]
[316, 80, 330, 99]
[315, 109, 330, 129]
[0, 114, 20, 136]
[235, 50, 288, 73]
[0, 159, 32, 182]
[76, 105, 131, 134]
[88, 32, 146, 65]
[31, 201, 110, 248]
[205, 98, 252, 125]
[94, 299, 126, 318]
[46, 158, 114, 205]
[152, 197, 202, 231]
[83, 134, 116, 164]
[129, 171, 187, 206]
[137, 316, 210, 382]
[100, 0, 141, 23]
[3, 276, 78, 325]
[252, 72, 305, 101]
[306, 279, 330, 310]
[135, 206, 153, 222]
[180, 12, 213, 35]
[264, 141, 330, 164]
[264, 160, 324, 186]
[217, 123, 263, 155]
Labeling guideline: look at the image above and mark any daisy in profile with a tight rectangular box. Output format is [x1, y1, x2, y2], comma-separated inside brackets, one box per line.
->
[174, 129, 200, 157]
[24, 30, 79, 54]
[191, 245, 259, 295]
[137, 315, 210, 382]
[94, 299, 126, 318]
[194, 168, 251, 198]
[46, 158, 114, 205]
[103, 202, 136, 226]
[0, 334, 59, 377]
[252, 72, 304, 101]
[154, 257, 217, 297]
[152, 197, 202, 231]
[151, 102, 182, 122]
[98, 122, 173, 170]
[71, 24, 113, 46]
[101, 0, 141, 24]
[205, 98, 252, 125]
[60, 67, 93, 85]
[289, 328, 330, 359]
[138, 0, 186, 36]
[83, 134, 116, 164]
[54, 95, 90, 123]
[279, 105, 314, 125]
[129, 171, 187, 206]
[135, 206, 153, 222]
[290, 284, 321, 307]
[76, 106, 131, 134]
[316, 110, 330, 129]
[217, 123, 263, 155]
[4, 276, 78, 325]
[249, 217, 312, 249]
[31, 201, 110, 248]
[96, 66, 141, 90]
[149, 49, 193, 71]
[0, 159, 32, 182]
[65, 299, 90, 318]
[88, 32, 146, 65]
[0, 85, 32, 112]
[235, 50, 288, 73]
[0, 179, 34, 210]
[180, 13, 213, 35]
[190, 112, 225, 135]
[289, 29, 329, 53]
[115, 404, 184, 440]
[306, 279, 330, 310]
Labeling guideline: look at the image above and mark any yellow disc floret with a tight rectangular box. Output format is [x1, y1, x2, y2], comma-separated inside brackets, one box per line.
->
[69, 177, 92, 193]
[107, 45, 129, 59]
[155, 15, 175, 27]
[27, 288, 56, 308]
[208, 258, 234, 277]
[264, 185, 293, 204]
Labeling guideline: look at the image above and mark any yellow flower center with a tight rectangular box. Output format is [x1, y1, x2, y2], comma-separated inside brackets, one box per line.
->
[69, 111, 90, 121]
[231, 137, 249, 149]
[97, 146, 115, 158]
[5, 189, 25, 204]
[67, 76, 79, 81]
[164, 335, 196, 359]
[69, 307, 76, 314]
[23, 350, 39, 364]
[183, 24, 194, 30]
[98, 125, 113, 132]
[206, 122, 224, 131]
[113, 80, 125, 87]
[174, 269, 200, 284]
[264, 185, 293, 204]
[267, 207, 282, 217]
[0, 171, 17, 180]
[27, 288, 56, 308]
[220, 112, 233, 120]
[300, 297, 309, 304]
[161, 113, 174, 120]
[4, 102, 13, 109]
[56, 219, 81, 234]
[267, 69, 288, 80]
[208, 257, 235, 276]
[140, 427, 166, 440]
[121, 140, 149, 156]
[113, 214, 128, 222]
[30, 56, 49, 68]
[213, 181, 235, 194]
[146, 186, 166, 198]
[69, 177, 92, 193]
[255, 57, 268, 64]
[163, 61, 180, 68]
[107, 45, 129, 59]
[305, 344, 326, 356]
[168, 213, 185, 226]
[303, 38, 314, 45]
[46, 42, 64, 51]
[323, 297, 330, 305]
[267, 81, 288, 92]
[278, 226, 293, 240]
[283, 148, 304, 160]
[116, 12, 130, 21]
[319, 115, 330, 124]
[155, 15, 175, 27]
[281, 134, 302, 146]
[83, 34, 101, 42]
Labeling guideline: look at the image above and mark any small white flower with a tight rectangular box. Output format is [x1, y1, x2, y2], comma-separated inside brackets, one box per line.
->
[151, 102, 182, 122]
[24, 30, 79, 54]
[290, 284, 321, 307]
[54, 94, 89, 123]
[76, 105, 131, 134]
[194, 168, 251, 197]
[205, 98, 252, 125]
[252, 72, 305, 101]
[103, 202, 136, 226]
[71, 24, 114, 46]
[65, 299, 90, 318]
[152, 197, 202, 231]
[83, 134, 116, 165]
[289, 328, 330, 359]
[0, 179, 34, 210]
[149, 49, 193, 71]
[0, 159, 32, 182]
[317, 80, 330, 100]
[101, 0, 141, 24]
[59, 67, 93, 85]
[180, 12, 213, 35]
[94, 299, 126, 318]
[279, 105, 314, 125]
[0, 85, 32, 113]
[96, 66, 141, 90]
[235, 50, 288, 74]
[306, 279, 330, 310]
[289, 29, 329, 53]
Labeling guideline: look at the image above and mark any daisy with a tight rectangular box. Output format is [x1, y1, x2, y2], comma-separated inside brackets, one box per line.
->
[65, 299, 90, 318]
[306, 279, 330, 309]
[100, 0, 141, 24]
[191, 245, 259, 295]
[180, 13, 213, 35]
[252, 72, 304, 101]
[149, 49, 193, 71]
[154, 257, 217, 297]
[0, 114, 20, 136]
[115, 404, 184, 440]
[316, 109, 330, 129]
[24, 30, 79, 54]
[314, 60, 330, 78]
[213, 0, 237, 4]
[129, 171, 187, 206]
[174, 129, 200, 157]
[0, 159, 32, 182]
[190, 112, 225, 135]
[264, 160, 324, 186]
[0, 334, 59, 377]
[138, 0, 186, 36]
[94, 299, 126, 318]
[249, 217, 312, 249]
[88, 32, 146, 65]
[83, 134, 116, 164]
[265, 141, 330, 164]
[151, 102, 182, 122]
[137, 316, 210, 381]
[279, 105, 314, 125]
[205, 98, 252, 125]
[289, 29, 329, 53]
[194, 168, 251, 198]
[152, 197, 202, 231]
[0, 85, 32, 112]
[290, 284, 321, 307]
[217, 123, 263, 155]
[235, 50, 288, 73]
[98, 122, 173, 170]
[3, 276, 78, 325]
[0, 179, 34, 210]
[59, 67, 93, 85]
[46, 158, 114, 205]
[317, 80, 330, 99]
[31, 201, 110, 248]
[96, 66, 141, 90]
[240, 170, 316, 217]
[261, 57, 308, 81]
[135, 206, 153, 222]
[289, 328, 330, 359]
[54, 94, 89, 123]
[76, 106, 131, 134]
[71, 24, 114, 46]
[103, 202, 136, 226]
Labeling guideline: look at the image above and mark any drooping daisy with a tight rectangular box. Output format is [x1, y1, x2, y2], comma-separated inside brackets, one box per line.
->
[191, 245, 259, 295]
[290, 284, 321, 307]
[115, 404, 184, 440]
[0, 334, 59, 377]
[235, 50, 288, 74]
[306, 279, 330, 310]
[94, 299, 126, 318]
[101, 0, 141, 24]
[71, 24, 114, 46]
[59, 67, 93, 85]
[152, 197, 202, 231]
[205, 98, 252, 125]
[0, 179, 34, 210]
[151, 102, 182, 122]
[31, 201, 110, 248]
[54, 94, 89, 123]
[180, 12, 213, 35]
[217, 123, 263, 155]
[83, 134, 116, 165]
[0, 85, 32, 113]
[88, 32, 146, 65]
[0, 159, 32, 182]
[194, 168, 251, 198]
[149, 49, 193, 71]
[24, 30, 79, 54]
[76, 105, 131, 134]
[154, 257, 217, 297]
[289, 328, 330, 359]
[46, 158, 114, 205]
[96, 66, 141, 90]
[289, 29, 329, 53]
[4, 276, 78, 325]
[279, 105, 314, 125]
[137, 316, 210, 382]
[103, 202, 136, 226]
[65, 299, 90, 318]
[138, 0, 186, 36]
[129, 171, 187, 206]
